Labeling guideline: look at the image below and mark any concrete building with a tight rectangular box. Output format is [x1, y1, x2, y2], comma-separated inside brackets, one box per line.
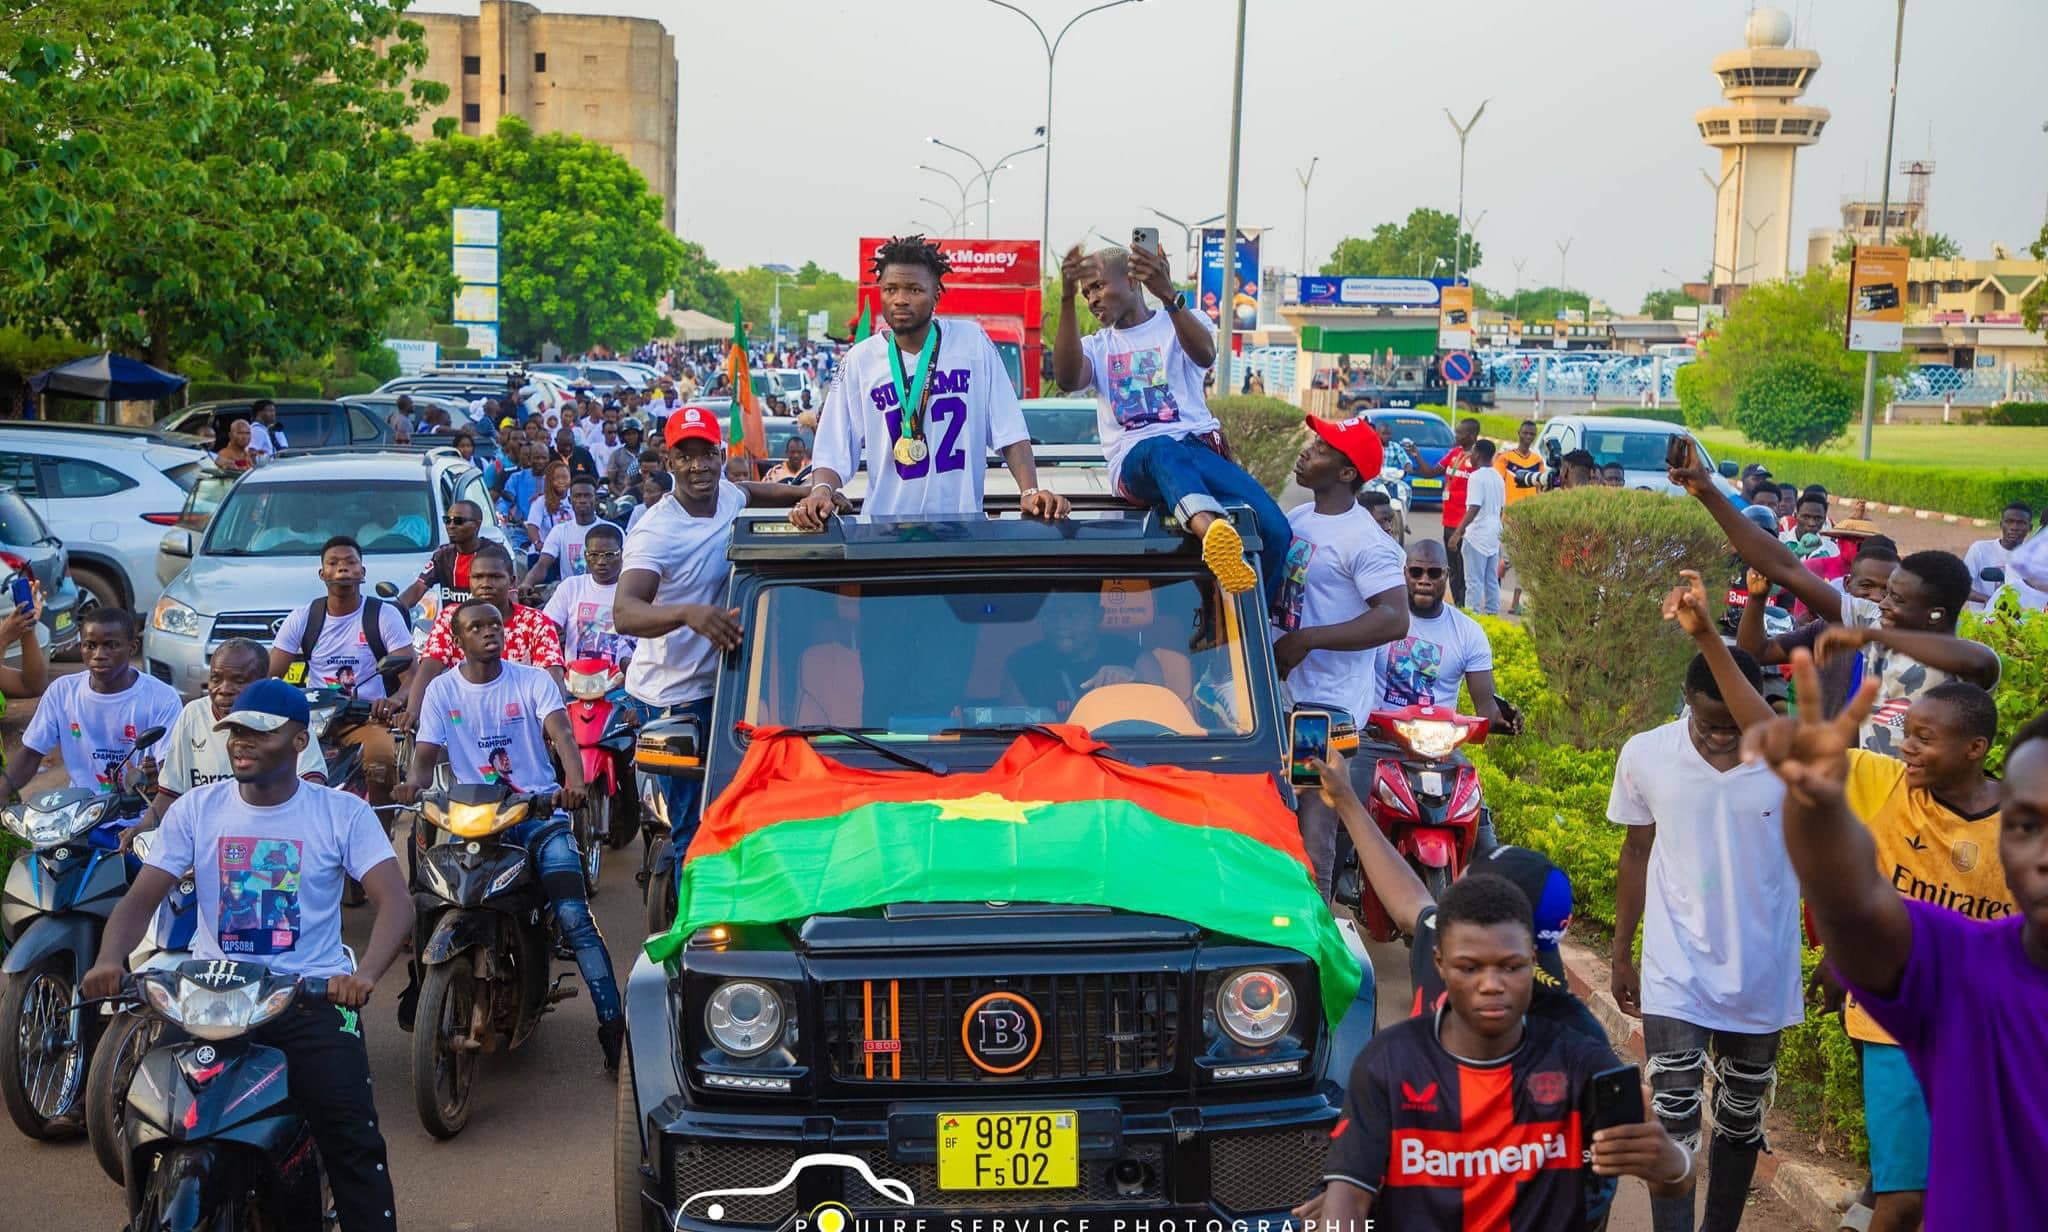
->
[408, 2, 678, 229]
[1694, 6, 1828, 297]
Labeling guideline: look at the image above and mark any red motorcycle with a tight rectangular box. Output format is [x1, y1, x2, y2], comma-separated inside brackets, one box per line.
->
[564, 656, 640, 894]
[1336, 702, 1492, 942]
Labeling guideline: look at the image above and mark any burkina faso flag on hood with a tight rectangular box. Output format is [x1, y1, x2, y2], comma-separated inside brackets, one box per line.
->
[644, 724, 1362, 1027]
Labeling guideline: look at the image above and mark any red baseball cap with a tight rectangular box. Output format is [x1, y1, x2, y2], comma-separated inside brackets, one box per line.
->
[1304, 414, 1385, 479]
[665, 404, 723, 449]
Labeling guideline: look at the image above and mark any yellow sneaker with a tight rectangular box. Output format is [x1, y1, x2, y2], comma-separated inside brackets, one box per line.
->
[1201, 518, 1258, 594]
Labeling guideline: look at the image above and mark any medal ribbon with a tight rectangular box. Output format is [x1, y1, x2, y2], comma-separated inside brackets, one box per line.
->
[885, 325, 939, 442]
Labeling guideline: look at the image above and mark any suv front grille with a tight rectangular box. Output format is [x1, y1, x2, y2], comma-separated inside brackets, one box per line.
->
[1210, 1126, 1331, 1213]
[210, 610, 291, 654]
[670, 1140, 799, 1226]
[820, 972, 1179, 1085]
[843, 1142, 1166, 1210]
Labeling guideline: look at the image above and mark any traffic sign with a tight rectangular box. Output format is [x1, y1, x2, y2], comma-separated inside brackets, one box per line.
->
[1440, 351, 1474, 383]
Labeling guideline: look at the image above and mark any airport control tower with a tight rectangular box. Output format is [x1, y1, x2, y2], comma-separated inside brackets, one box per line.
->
[1694, 6, 1830, 295]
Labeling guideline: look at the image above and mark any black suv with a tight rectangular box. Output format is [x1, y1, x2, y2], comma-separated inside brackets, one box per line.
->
[618, 509, 1370, 1231]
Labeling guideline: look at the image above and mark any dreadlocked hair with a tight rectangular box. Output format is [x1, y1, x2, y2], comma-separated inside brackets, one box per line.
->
[870, 234, 951, 283]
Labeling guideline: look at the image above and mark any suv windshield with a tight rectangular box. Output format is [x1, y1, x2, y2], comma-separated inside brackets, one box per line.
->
[742, 575, 1253, 739]
[205, 480, 434, 556]
[1377, 414, 1454, 447]
[1582, 430, 1691, 472]
[177, 468, 241, 530]
[1023, 404, 1100, 445]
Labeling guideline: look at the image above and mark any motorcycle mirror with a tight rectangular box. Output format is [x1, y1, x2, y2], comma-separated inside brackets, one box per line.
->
[133, 726, 166, 752]
[374, 581, 400, 600]
[375, 652, 415, 676]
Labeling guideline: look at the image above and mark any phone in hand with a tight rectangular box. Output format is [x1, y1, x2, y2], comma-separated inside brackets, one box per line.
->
[1289, 710, 1332, 786]
[1588, 1064, 1645, 1133]
[9, 575, 32, 616]
[1130, 226, 1162, 258]
[1664, 436, 1696, 472]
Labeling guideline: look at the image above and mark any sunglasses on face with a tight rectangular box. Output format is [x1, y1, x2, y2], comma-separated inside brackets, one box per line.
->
[1406, 566, 1446, 580]
[444, 515, 478, 525]
[584, 549, 622, 562]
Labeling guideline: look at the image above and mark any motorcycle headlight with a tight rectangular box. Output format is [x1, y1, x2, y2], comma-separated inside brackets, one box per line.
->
[174, 978, 266, 1041]
[1393, 718, 1470, 761]
[705, 980, 785, 1058]
[250, 985, 298, 1029]
[1216, 968, 1296, 1046]
[18, 798, 107, 847]
[441, 800, 518, 839]
[151, 595, 204, 637]
[566, 667, 610, 699]
[142, 976, 182, 1023]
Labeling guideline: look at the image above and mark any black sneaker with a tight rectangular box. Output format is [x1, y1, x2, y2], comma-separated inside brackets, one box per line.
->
[598, 1017, 625, 1076]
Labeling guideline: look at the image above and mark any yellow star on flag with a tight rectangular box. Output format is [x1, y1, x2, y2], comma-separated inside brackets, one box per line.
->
[928, 792, 1052, 825]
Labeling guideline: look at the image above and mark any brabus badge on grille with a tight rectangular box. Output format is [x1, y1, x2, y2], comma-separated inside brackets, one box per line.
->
[961, 991, 1042, 1075]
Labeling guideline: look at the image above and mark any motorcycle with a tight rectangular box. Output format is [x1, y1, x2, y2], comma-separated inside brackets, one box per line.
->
[403, 781, 581, 1138]
[84, 825, 197, 1183]
[116, 959, 339, 1230]
[1364, 464, 1411, 544]
[1334, 702, 1494, 942]
[0, 724, 165, 1138]
[564, 656, 641, 896]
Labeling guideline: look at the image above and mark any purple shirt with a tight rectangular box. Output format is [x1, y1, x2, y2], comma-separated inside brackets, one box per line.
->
[1843, 898, 2048, 1230]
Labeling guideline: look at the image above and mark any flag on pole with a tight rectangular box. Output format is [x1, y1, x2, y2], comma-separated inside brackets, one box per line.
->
[725, 303, 766, 460]
[853, 300, 873, 342]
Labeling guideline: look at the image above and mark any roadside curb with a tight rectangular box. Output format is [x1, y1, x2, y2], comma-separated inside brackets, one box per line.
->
[1558, 939, 1854, 1230]
[1843, 495, 1990, 528]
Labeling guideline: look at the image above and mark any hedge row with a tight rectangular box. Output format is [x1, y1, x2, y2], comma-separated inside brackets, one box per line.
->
[1705, 441, 2048, 519]
[1984, 400, 2048, 427]
[187, 381, 274, 403]
[1210, 394, 1311, 494]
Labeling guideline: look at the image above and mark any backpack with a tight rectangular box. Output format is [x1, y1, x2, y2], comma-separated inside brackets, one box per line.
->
[285, 596, 398, 696]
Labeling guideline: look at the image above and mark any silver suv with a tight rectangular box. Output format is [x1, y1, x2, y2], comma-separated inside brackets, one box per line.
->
[143, 447, 505, 693]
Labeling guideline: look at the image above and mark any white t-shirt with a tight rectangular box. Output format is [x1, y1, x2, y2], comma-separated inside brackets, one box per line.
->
[247, 420, 286, 458]
[621, 485, 744, 706]
[1076, 307, 1221, 483]
[1461, 466, 1507, 556]
[1380, 603, 1493, 709]
[417, 661, 566, 795]
[539, 518, 621, 578]
[526, 496, 574, 540]
[1962, 537, 2047, 612]
[544, 574, 631, 664]
[1841, 594, 1994, 758]
[811, 320, 1029, 520]
[144, 780, 396, 978]
[21, 670, 181, 792]
[158, 696, 328, 799]
[1608, 717, 1803, 1032]
[270, 597, 413, 701]
[1274, 504, 1405, 718]
[590, 435, 625, 476]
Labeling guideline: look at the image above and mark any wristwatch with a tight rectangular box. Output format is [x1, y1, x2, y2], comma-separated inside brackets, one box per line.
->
[1165, 292, 1187, 314]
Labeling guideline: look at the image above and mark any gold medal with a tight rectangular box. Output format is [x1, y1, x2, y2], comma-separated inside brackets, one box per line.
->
[894, 436, 920, 466]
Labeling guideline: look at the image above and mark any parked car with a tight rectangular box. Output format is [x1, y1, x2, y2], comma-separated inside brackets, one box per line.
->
[156, 400, 391, 452]
[0, 483, 82, 662]
[1532, 415, 1739, 497]
[0, 423, 209, 615]
[144, 447, 505, 693]
[1365, 409, 1458, 509]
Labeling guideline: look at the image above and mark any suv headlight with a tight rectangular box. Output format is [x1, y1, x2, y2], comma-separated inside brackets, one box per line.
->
[705, 980, 785, 1058]
[1216, 968, 1296, 1046]
[151, 595, 203, 637]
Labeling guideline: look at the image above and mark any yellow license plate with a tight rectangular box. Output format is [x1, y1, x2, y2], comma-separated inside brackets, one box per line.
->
[936, 1111, 1078, 1190]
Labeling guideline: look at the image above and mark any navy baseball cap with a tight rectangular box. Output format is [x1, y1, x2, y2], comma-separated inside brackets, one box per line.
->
[213, 678, 312, 733]
[1473, 844, 1574, 986]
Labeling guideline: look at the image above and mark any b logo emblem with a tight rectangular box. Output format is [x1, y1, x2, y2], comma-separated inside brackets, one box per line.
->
[961, 991, 1042, 1075]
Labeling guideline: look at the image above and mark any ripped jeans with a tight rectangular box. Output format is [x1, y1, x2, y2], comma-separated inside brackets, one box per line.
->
[1643, 1015, 1782, 1232]
[506, 812, 621, 1025]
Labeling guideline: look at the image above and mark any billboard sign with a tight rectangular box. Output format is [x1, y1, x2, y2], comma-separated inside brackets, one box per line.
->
[857, 237, 1041, 286]
[451, 206, 500, 358]
[451, 208, 499, 247]
[383, 338, 439, 376]
[1199, 228, 1262, 332]
[1845, 244, 1906, 353]
[1437, 285, 1474, 351]
[1296, 276, 1450, 307]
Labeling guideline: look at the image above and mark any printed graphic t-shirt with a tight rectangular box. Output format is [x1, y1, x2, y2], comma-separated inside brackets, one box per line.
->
[157, 696, 328, 799]
[1381, 604, 1494, 709]
[811, 320, 1030, 521]
[1326, 1009, 1617, 1232]
[144, 779, 396, 978]
[417, 661, 566, 794]
[270, 597, 413, 701]
[1076, 308, 1220, 483]
[1839, 749, 2012, 1044]
[21, 670, 181, 792]
[1841, 595, 1993, 757]
[1274, 503, 1405, 718]
[540, 518, 621, 578]
[544, 574, 631, 664]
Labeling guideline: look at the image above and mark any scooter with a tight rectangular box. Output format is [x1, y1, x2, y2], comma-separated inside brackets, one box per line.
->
[117, 959, 339, 1230]
[403, 781, 579, 1139]
[564, 656, 640, 896]
[1335, 702, 1492, 942]
[0, 724, 165, 1139]
[301, 650, 417, 802]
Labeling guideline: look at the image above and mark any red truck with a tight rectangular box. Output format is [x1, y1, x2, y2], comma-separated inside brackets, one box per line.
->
[856, 237, 1042, 397]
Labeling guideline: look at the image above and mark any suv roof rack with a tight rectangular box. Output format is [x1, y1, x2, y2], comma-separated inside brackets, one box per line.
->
[0, 420, 183, 442]
[267, 444, 453, 463]
[725, 505, 1262, 564]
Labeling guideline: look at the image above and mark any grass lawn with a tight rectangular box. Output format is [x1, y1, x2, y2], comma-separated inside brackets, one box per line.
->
[1684, 422, 2045, 471]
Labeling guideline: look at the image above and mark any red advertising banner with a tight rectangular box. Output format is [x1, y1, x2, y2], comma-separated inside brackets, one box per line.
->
[858, 237, 1042, 287]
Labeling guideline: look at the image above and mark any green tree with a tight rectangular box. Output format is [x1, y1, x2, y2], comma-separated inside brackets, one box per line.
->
[387, 117, 685, 356]
[0, 0, 444, 372]
[1476, 284, 1596, 321]
[2024, 218, 2048, 334]
[1685, 267, 1908, 428]
[1321, 208, 1481, 280]
[1639, 287, 1700, 319]
[724, 266, 858, 342]
[1829, 230, 1961, 264]
[1732, 356, 1859, 452]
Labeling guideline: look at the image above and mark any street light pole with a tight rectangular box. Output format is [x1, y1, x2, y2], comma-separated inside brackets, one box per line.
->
[1858, 0, 1908, 462]
[1556, 237, 1574, 301]
[1295, 157, 1318, 274]
[1445, 101, 1488, 284]
[918, 196, 963, 238]
[1215, 0, 1249, 402]
[918, 165, 969, 234]
[930, 138, 1046, 235]
[983, 0, 1143, 265]
[1511, 256, 1528, 320]
[928, 138, 992, 234]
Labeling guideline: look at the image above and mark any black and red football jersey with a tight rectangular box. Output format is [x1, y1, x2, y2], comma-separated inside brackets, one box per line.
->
[1325, 1007, 1621, 1232]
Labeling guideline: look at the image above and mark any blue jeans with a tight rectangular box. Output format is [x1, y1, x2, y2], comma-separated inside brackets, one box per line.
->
[1461, 540, 1501, 615]
[1325, 957, 1379, 1096]
[506, 812, 620, 1024]
[1119, 434, 1293, 610]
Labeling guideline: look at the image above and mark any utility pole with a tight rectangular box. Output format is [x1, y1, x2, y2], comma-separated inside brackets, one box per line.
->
[1296, 157, 1318, 273]
[1556, 238, 1574, 308]
[1215, 0, 1248, 402]
[1858, 0, 1907, 462]
[1511, 255, 1528, 319]
[1446, 102, 1488, 285]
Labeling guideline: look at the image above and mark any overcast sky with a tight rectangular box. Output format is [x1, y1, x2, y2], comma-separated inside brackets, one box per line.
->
[413, 0, 2048, 311]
